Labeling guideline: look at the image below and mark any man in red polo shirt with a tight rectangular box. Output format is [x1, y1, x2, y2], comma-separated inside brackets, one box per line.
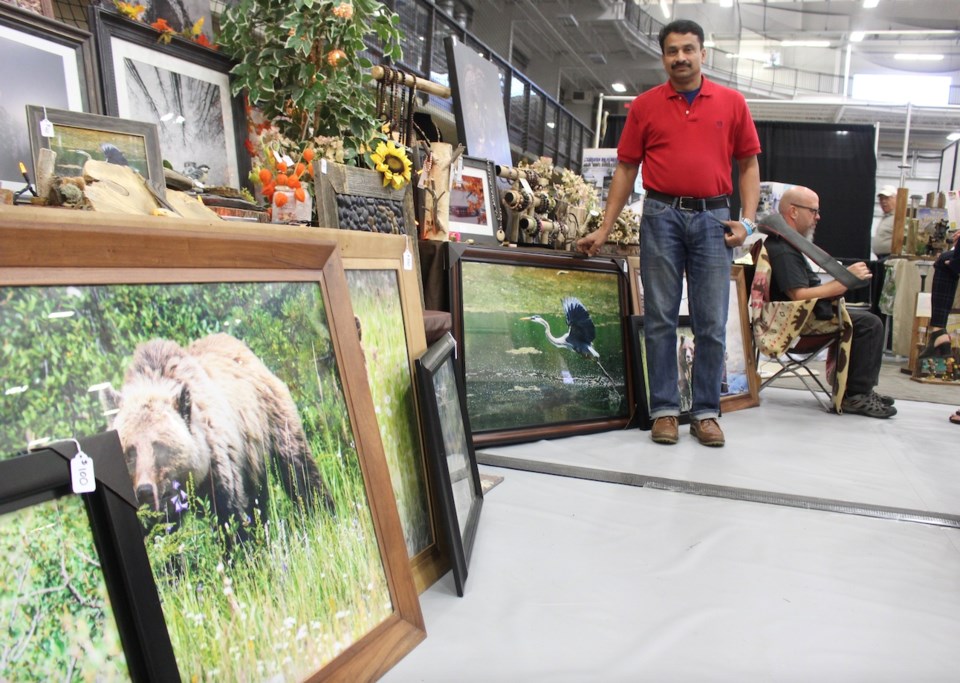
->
[577, 18, 761, 448]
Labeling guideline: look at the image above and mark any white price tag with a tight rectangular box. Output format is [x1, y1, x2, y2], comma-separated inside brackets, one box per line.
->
[39, 118, 55, 137]
[70, 448, 96, 493]
[320, 158, 328, 174]
[519, 178, 533, 194]
[272, 149, 284, 164]
[403, 248, 413, 271]
[282, 154, 295, 168]
[622, 259, 628, 273]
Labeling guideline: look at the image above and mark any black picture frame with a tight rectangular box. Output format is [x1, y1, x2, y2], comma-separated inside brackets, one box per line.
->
[89, 4, 250, 190]
[414, 332, 483, 597]
[629, 315, 695, 431]
[447, 243, 632, 447]
[445, 36, 513, 168]
[25, 104, 166, 198]
[0, 431, 179, 682]
[447, 154, 502, 245]
[0, 3, 99, 192]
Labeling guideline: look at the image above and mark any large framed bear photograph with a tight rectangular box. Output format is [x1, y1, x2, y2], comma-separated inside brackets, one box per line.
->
[0, 212, 424, 681]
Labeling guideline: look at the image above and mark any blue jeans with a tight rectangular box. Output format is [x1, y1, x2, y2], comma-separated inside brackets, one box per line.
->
[640, 198, 732, 420]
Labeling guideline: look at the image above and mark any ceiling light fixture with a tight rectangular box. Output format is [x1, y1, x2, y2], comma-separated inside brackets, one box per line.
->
[611, 82, 627, 93]
[862, 0, 879, 8]
[719, 0, 733, 7]
[659, 0, 670, 19]
[781, 40, 831, 48]
[894, 53, 944, 61]
[947, 132, 960, 141]
[850, 31, 865, 42]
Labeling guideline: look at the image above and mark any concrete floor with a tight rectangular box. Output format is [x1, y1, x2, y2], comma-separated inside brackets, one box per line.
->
[383, 388, 960, 682]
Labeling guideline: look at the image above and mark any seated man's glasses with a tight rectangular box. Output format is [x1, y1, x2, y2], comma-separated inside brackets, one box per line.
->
[792, 203, 821, 217]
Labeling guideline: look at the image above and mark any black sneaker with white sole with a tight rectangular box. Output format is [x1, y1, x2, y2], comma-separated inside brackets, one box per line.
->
[841, 391, 897, 418]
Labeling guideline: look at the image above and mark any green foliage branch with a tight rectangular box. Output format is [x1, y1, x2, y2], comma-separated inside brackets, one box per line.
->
[217, 0, 403, 164]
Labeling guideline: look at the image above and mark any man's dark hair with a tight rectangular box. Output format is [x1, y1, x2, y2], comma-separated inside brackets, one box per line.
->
[658, 19, 705, 52]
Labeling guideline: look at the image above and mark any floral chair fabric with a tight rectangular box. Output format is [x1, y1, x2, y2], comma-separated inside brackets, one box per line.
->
[749, 242, 853, 412]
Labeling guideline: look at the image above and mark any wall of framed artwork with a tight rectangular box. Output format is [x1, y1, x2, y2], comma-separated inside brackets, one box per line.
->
[90, 5, 248, 189]
[414, 332, 483, 597]
[311, 226, 445, 593]
[25, 104, 166, 197]
[0, 3, 98, 192]
[0, 209, 425, 682]
[0, 432, 180, 682]
[447, 243, 632, 446]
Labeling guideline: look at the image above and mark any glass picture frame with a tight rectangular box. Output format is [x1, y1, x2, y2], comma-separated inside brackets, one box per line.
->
[447, 243, 632, 446]
[447, 155, 502, 245]
[414, 332, 483, 597]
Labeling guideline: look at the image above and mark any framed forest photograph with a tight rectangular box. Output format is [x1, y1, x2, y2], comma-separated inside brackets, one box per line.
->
[0, 212, 424, 682]
[415, 332, 483, 597]
[311, 226, 444, 593]
[0, 432, 179, 682]
[0, 4, 98, 192]
[447, 244, 631, 446]
[91, 5, 247, 188]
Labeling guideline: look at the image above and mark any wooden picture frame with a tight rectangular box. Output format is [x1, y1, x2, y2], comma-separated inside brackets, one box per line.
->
[722, 265, 761, 412]
[414, 332, 483, 597]
[627, 255, 642, 315]
[629, 315, 695, 430]
[447, 243, 632, 447]
[314, 161, 417, 239]
[0, 209, 424, 682]
[447, 155, 502, 245]
[0, 3, 98, 192]
[90, 5, 248, 189]
[25, 104, 166, 199]
[0, 431, 180, 682]
[310, 226, 445, 593]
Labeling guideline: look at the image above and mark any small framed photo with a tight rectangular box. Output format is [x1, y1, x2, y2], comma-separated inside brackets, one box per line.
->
[630, 315, 695, 429]
[25, 104, 166, 198]
[448, 155, 501, 244]
[0, 432, 180, 681]
[415, 332, 483, 597]
[722, 265, 761, 412]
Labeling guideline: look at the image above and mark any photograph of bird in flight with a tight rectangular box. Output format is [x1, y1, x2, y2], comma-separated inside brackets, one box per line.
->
[457, 258, 628, 438]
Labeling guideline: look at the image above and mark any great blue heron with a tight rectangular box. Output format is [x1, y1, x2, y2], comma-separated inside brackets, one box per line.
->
[522, 297, 599, 359]
[521, 296, 620, 395]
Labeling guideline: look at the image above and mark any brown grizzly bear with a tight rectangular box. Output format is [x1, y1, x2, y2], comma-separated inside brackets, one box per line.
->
[103, 333, 333, 538]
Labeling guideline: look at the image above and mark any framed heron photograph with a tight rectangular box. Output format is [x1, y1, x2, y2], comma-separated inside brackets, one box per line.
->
[0, 4, 98, 193]
[0, 212, 425, 682]
[447, 243, 631, 447]
[90, 5, 248, 189]
[0, 431, 179, 682]
[414, 332, 483, 597]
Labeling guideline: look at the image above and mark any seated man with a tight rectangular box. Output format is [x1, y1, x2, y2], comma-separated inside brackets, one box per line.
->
[761, 186, 896, 419]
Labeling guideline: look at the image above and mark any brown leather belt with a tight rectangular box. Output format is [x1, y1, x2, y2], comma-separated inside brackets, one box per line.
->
[645, 190, 729, 212]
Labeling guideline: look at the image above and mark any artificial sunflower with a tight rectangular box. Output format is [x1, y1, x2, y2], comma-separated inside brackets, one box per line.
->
[371, 141, 412, 190]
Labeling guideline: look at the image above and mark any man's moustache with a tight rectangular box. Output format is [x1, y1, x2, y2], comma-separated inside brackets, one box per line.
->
[672, 62, 691, 69]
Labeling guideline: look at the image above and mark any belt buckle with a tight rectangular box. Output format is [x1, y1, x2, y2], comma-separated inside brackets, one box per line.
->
[677, 196, 698, 211]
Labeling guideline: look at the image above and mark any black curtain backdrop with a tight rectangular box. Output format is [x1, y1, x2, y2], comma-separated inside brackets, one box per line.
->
[602, 117, 877, 260]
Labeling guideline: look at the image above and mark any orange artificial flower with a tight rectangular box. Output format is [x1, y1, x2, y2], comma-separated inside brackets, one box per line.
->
[332, 2, 353, 19]
[302, 148, 315, 163]
[258, 168, 272, 184]
[274, 192, 288, 207]
[327, 49, 347, 67]
[295, 187, 306, 202]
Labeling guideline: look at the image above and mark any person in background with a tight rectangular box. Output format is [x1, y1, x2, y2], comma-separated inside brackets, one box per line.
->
[763, 185, 895, 419]
[871, 185, 898, 259]
[575, 18, 761, 448]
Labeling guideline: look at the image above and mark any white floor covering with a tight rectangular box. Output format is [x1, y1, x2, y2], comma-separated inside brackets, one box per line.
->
[383, 388, 960, 682]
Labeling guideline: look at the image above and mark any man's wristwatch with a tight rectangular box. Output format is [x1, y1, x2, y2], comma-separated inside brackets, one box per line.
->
[740, 217, 756, 236]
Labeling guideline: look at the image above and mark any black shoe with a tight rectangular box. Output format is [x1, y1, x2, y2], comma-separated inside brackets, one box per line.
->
[877, 393, 895, 406]
[918, 330, 951, 359]
[841, 392, 897, 419]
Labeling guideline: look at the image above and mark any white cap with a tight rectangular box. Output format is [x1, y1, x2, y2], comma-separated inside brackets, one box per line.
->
[878, 185, 897, 197]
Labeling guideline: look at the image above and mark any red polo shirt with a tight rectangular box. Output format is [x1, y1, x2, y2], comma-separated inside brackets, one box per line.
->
[617, 76, 761, 198]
